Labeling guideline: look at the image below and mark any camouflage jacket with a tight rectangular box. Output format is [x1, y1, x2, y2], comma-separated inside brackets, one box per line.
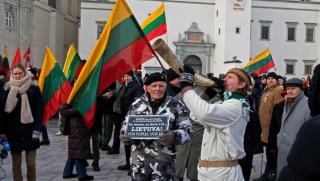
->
[121, 93, 192, 181]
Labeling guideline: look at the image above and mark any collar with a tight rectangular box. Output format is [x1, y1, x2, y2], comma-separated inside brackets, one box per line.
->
[223, 91, 249, 108]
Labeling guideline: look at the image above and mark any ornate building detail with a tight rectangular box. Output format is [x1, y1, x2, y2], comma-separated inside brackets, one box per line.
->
[174, 22, 214, 74]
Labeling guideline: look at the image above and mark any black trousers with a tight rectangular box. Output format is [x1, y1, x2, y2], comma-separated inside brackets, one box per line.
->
[111, 113, 125, 151]
[239, 154, 254, 181]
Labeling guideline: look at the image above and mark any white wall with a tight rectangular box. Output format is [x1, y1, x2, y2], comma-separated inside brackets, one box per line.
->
[251, 0, 320, 77]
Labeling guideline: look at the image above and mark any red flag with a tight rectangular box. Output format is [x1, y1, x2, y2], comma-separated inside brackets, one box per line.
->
[24, 47, 32, 68]
[11, 48, 22, 69]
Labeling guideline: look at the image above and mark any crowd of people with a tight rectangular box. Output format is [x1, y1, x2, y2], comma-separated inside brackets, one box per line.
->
[0, 62, 319, 181]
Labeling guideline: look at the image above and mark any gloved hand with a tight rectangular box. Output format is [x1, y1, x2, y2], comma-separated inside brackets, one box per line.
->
[32, 131, 40, 141]
[210, 77, 224, 89]
[179, 65, 195, 89]
[120, 130, 134, 145]
[204, 87, 220, 100]
[159, 130, 176, 146]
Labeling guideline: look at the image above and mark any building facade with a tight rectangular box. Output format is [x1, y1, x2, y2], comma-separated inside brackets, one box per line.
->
[79, 0, 320, 78]
[0, 0, 80, 67]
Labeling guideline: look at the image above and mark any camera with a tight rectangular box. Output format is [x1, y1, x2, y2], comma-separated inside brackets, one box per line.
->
[0, 138, 10, 159]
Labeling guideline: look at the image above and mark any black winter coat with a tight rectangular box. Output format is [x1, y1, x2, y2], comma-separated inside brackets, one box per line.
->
[308, 64, 320, 117]
[278, 115, 320, 181]
[60, 105, 91, 160]
[115, 80, 144, 116]
[268, 101, 284, 149]
[243, 95, 263, 155]
[0, 85, 43, 152]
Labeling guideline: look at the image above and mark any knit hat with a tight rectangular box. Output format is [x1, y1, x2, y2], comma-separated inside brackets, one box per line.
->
[144, 72, 167, 85]
[266, 72, 278, 80]
[166, 68, 180, 82]
[285, 78, 303, 89]
[227, 68, 251, 88]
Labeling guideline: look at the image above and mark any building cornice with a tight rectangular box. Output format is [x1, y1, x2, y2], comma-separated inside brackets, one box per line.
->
[81, 0, 215, 5]
[252, 5, 320, 11]
[253, 0, 320, 5]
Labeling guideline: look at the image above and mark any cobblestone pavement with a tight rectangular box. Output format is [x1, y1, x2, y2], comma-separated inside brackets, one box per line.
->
[0, 121, 266, 181]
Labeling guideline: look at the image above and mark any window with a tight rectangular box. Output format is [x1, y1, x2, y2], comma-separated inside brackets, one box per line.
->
[5, 11, 13, 27]
[48, 0, 56, 8]
[285, 59, 297, 75]
[260, 20, 272, 40]
[96, 21, 106, 39]
[303, 60, 315, 75]
[218, 28, 221, 35]
[235, 27, 240, 34]
[216, 10, 218, 17]
[286, 22, 298, 41]
[305, 23, 316, 42]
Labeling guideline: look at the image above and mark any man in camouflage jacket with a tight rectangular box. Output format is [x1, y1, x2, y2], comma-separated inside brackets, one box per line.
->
[120, 72, 192, 181]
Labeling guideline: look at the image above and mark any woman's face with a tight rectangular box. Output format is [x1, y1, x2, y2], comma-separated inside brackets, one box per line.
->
[223, 73, 245, 92]
[12, 68, 25, 80]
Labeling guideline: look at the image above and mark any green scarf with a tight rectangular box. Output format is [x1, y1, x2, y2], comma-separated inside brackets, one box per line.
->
[223, 92, 249, 108]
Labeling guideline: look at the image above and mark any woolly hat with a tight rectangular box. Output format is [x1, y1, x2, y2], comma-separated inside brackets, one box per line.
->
[166, 68, 180, 82]
[285, 78, 303, 89]
[266, 72, 278, 80]
[144, 72, 166, 85]
[227, 68, 251, 88]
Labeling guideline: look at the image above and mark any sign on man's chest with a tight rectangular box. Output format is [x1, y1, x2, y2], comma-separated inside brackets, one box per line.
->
[126, 115, 169, 139]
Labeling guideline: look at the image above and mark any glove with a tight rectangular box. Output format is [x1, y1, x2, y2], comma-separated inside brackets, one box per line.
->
[210, 77, 224, 89]
[159, 130, 176, 146]
[204, 87, 220, 100]
[119, 130, 134, 145]
[32, 131, 40, 141]
[179, 65, 195, 89]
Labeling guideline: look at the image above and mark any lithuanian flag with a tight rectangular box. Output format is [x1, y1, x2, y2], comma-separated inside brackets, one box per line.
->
[141, 3, 167, 41]
[244, 48, 275, 75]
[39, 47, 72, 124]
[67, 0, 155, 128]
[0, 49, 10, 76]
[63, 44, 82, 82]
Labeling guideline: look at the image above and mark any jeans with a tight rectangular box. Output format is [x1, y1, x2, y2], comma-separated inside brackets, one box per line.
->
[11, 150, 37, 181]
[63, 157, 87, 177]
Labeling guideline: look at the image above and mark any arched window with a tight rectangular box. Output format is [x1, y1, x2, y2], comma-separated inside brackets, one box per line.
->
[184, 55, 202, 74]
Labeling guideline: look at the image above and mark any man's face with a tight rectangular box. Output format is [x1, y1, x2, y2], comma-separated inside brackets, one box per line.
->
[123, 74, 133, 83]
[267, 77, 278, 88]
[286, 87, 301, 99]
[147, 81, 166, 101]
[12, 68, 25, 80]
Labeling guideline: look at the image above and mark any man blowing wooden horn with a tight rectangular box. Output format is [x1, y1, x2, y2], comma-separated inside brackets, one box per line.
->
[179, 65, 251, 181]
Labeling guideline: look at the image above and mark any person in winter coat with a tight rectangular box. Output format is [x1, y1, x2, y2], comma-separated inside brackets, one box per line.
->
[180, 66, 251, 181]
[276, 78, 310, 178]
[256, 72, 283, 180]
[60, 104, 93, 181]
[0, 63, 43, 181]
[120, 72, 192, 181]
[239, 77, 263, 181]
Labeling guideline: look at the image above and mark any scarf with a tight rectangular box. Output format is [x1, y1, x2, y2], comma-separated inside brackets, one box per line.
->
[5, 72, 34, 124]
[223, 91, 249, 108]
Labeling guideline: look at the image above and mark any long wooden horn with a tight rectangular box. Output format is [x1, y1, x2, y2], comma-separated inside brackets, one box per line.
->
[152, 39, 216, 87]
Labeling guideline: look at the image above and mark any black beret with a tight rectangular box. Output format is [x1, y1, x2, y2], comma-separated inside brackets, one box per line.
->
[144, 72, 166, 85]
[266, 72, 278, 80]
[285, 78, 303, 88]
[166, 68, 180, 82]
[124, 70, 134, 78]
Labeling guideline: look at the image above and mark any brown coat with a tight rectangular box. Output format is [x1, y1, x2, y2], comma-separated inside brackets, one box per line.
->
[259, 86, 283, 143]
[60, 107, 91, 160]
